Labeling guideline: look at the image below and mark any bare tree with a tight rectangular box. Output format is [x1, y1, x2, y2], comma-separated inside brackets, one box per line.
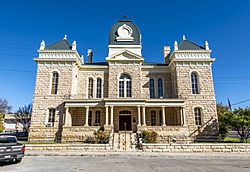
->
[14, 104, 32, 132]
[0, 98, 12, 114]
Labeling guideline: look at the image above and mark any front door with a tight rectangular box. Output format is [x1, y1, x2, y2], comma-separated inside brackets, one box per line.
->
[119, 115, 132, 131]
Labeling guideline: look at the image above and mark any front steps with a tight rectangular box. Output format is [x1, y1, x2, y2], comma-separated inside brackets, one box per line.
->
[113, 131, 139, 151]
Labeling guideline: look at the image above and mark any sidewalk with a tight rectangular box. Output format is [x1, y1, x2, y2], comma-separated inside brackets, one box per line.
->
[25, 150, 250, 159]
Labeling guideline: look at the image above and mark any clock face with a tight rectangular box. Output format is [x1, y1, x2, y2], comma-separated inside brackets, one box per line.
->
[116, 24, 134, 41]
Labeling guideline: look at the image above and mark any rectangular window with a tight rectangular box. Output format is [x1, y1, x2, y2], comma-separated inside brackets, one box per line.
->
[96, 78, 102, 98]
[48, 108, 55, 127]
[159, 110, 163, 126]
[150, 79, 155, 98]
[88, 78, 93, 98]
[151, 111, 157, 126]
[126, 80, 131, 97]
[194, 108, 202, 125]
[88, 111, 92, 126]
[119, 81, 124, 97]
[95, 111, 101, 126]
[158, 79, 163, 98]
[51, 72, 59, 94]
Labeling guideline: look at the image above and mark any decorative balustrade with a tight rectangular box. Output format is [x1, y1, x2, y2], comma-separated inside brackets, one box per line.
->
[64, 94, 174, 100]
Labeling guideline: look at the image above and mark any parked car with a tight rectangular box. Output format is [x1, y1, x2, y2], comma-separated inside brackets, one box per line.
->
[0, 131, 28, 141]
[0, 135, 25, 163]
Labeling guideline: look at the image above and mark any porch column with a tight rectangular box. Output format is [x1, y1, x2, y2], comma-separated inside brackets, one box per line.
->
[110, 106, 114, 126]
[137, 105, 141, 126]
[181, 107, 186, 126]
[142, 106, 146, 126]
[105, 106, 109, 126]
[65, 107, 71, 127]
[161, 106, 166, 126]
[84, 106, 89, 126]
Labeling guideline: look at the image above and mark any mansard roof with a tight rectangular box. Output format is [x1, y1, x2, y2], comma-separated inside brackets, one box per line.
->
[46, 39, 72, 50]
[178, 39, 205, 50]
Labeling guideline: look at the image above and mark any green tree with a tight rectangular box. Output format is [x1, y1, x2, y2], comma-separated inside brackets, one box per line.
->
[217, 103, 230, 140]
[224, 108, 250, 143]
[13, 104, 32, 132]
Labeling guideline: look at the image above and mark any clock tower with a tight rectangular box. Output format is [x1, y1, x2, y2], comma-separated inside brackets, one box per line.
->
[108, 20, 142, 57]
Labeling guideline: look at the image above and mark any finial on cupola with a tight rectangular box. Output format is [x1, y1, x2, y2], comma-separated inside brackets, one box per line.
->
[174, 41, 178, 51]
[72, 40, 77, 50]
[205, 41, 209, 50]
[39, 40, 45, 50]
[63, 34, 67, 40]
[182, 35, 186, 40]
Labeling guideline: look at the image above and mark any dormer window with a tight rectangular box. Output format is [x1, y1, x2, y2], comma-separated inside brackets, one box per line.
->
[119, 73, 132, 97]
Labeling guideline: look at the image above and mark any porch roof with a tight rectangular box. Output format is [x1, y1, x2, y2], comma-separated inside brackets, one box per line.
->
[64, 98, 186, 108]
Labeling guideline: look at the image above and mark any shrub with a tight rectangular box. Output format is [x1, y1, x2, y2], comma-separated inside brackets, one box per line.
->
[0, 114, 4, 132]
[141, 130, 158, 143]
[94, 130, 110, 144]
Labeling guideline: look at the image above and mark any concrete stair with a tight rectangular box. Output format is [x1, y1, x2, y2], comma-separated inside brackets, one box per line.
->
[113, 132, 138, 151]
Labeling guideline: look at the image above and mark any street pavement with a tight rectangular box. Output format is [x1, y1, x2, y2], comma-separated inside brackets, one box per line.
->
[1, 152, 250, 172]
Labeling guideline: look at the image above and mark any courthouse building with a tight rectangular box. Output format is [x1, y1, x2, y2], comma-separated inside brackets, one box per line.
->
[29, 19, 218, 144]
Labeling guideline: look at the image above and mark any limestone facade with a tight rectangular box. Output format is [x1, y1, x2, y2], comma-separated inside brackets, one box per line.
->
[29, 20, 218, 143]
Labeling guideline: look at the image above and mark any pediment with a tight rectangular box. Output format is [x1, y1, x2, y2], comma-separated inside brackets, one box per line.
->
[106, 50, 144, 62]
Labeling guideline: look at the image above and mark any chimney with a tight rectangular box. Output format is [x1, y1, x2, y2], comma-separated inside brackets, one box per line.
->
[87, 49, 93, 63]
[163, 46, 171, 64]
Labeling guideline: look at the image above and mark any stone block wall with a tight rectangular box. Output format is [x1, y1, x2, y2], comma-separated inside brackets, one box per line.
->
[29, 61, 78, 142]
[172, 61, 218, 139]
[142, 144, 250, 153]
[108, 63, 142, 98]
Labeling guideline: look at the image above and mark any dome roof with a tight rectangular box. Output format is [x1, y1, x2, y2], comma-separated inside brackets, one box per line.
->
[108, 20, 141, 45]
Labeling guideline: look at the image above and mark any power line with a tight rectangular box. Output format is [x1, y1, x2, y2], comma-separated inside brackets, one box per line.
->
[0, 68, 35, 73]
[232, 99, 250, 106]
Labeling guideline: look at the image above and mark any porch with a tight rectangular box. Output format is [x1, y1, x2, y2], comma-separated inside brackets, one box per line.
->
[63, 98, 187, 132]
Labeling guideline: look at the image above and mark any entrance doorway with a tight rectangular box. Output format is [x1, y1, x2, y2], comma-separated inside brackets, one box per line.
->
[119, 115, 132, 131]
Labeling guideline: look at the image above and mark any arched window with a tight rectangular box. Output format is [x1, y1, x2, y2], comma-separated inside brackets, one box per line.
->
[119, 110, 131, 114]
[149, 79, 155, 98]
[88, 78, 93, 98]
[119, 74, 132, 97]
[158, 79, 163, 98]
[191, 72, 199, 94]
[51, 72, 59, 94]
[96, 78, 102, 98]
[194, 108, 202, 125]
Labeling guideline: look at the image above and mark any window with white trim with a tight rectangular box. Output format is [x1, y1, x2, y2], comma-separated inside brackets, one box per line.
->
[191, 72, 199, 94]
[51, 72, 59, 94]
[194, 108, 202, 125]
[119, 74, 132, 97]
[96, 78, 102, 98]
[88, 78, 94, 98]
[47, 108, 55, 127]
[88, 111, 92, 126]
[149, 79, 155, 98]
[158, 79, 163, 98]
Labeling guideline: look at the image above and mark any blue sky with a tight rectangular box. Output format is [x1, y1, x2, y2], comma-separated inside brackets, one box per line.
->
[0, 0, 250, 111]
